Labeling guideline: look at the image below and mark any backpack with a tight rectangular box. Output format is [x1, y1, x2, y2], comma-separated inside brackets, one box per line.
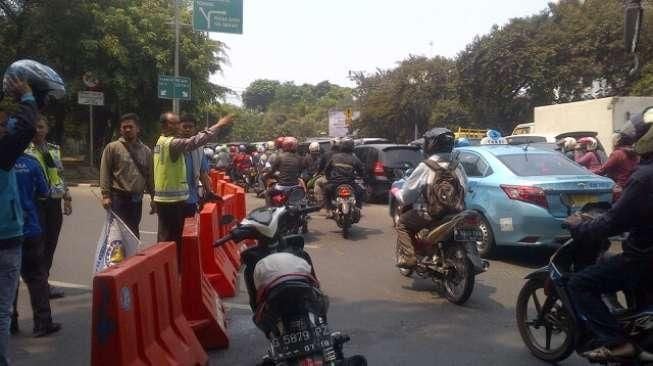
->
[422, 159, 465, 217]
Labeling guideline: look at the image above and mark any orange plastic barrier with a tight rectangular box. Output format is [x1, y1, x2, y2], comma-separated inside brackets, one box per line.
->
[181, 218, 230, 349]
[215, 195, 244, 269]
[91, 243, 208, 366]
[198, 203, 238, 297]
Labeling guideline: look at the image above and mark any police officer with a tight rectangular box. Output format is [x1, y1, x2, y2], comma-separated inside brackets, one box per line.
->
[26, 116, 71, 299]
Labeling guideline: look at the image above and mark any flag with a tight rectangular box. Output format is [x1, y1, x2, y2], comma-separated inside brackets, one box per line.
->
[93, 211, 142, 273]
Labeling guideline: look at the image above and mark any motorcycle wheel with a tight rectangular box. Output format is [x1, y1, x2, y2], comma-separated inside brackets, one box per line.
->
[516, 279, 575, 363]
[442, 246, 475, 305]
[394, 239, 413, 277]
[342, 223, 350, 239]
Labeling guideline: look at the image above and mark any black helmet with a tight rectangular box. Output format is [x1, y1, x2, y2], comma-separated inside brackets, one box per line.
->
[423, 127, 455, 156]
[2, 60, 65, 109]
[340, 137, 354, 153]
[622, 107, 653, 156]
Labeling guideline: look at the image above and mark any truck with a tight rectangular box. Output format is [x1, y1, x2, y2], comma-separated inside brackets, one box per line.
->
[532, 96, 653, 154]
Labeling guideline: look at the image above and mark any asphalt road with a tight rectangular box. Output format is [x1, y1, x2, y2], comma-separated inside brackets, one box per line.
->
[11, 187, 585, 365]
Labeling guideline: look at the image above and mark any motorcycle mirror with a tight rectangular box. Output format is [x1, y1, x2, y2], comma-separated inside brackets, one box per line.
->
[220, 214, 235, 225]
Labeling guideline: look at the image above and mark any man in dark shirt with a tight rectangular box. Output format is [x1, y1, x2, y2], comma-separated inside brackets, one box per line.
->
[324, 138, 365, 208]
[566, 110, 653, 362]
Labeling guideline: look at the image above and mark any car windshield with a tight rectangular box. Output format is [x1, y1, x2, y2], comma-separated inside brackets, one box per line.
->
[498, 153, 589, 176]
[382, 148, 422, 167]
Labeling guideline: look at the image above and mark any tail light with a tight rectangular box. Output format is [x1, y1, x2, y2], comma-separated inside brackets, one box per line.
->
[338, 186, 352, 198]
[612, 185, 623, 203]
[373, 161, 385, 176]
[501, 185, 548, 208]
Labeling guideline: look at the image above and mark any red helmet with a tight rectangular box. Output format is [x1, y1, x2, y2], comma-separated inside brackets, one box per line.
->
[577, 137, 598, 151]
[274, 136, 285, 149]
[281, 136, 298, 152]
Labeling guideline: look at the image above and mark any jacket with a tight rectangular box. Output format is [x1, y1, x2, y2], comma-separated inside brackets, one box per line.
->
[15, 154, 49, 238]
[0, 94, 38, 242]
[571, 156, 653, 257]
[396, 153, 468, 215]
[576, 151, 601, 171]
[270, 152, 305, 186]
[99, 138, 153, 197]
[324, 152, 364, 184]
[594, 147, 639, 188]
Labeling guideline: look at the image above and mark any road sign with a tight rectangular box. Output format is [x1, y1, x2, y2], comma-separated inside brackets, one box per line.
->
[158, 75, 191, 100]
[193, 0, 243, 34]
[78, 91, 104, 106]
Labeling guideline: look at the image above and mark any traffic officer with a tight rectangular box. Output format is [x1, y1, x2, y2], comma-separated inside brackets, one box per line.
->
[25, 116, 72, 299]
[153, 112, 234, 271]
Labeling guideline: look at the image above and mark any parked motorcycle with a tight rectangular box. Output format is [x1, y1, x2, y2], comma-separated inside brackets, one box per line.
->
[215, 206, 367, 366]
[516, 200, 653, 364]
[329, 184, 361, 239]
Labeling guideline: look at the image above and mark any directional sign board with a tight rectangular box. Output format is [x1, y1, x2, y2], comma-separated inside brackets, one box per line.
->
[158, 75, 191, 100]
[78, 91, 104, 106]
[193, 0, 243, 34]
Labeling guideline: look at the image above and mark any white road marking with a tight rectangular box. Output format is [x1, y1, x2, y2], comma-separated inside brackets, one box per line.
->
[224, 302, 252, 311]
[141, 230, 157, 235]
[47, 280, 91, 290]
[305, 244, 320, 249]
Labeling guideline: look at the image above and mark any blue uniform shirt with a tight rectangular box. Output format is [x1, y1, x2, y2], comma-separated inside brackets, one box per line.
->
[14, 154, 49, 238]
[185, 152, 209, 205]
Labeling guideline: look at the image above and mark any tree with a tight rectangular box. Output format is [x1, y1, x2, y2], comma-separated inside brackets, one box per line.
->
[242, 79, 280, 112]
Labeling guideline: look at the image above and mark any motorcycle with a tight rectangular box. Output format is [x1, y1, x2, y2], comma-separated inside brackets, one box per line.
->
[214, 206, 367, 366]
[516, 200, 653, 364]
[268, 182, 310, 235]
[329, 183, 361, 239]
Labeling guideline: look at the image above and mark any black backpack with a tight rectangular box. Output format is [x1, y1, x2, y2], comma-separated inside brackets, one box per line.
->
[422, 159, 465, 217]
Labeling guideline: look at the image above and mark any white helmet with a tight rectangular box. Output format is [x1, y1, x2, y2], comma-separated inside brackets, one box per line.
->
[257, 145, 266, 154]
[266, 141, 275, 150]
[309, 141, 320, 153]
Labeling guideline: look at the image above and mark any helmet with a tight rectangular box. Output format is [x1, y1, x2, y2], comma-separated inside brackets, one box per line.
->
[308, 142, 320, 153]
[266, 141, 275, 150]
[455, 138, 470, 147]
[203, 147, 214, 159]
[2, 60, 65, 109]
[621, 108, 653, 155]
[423, 128, 455, 156]
[239, 144, 247, 152]
[577, 137, 598, 151]
[340, 137, 354, 153]
[257, 145, 266, 154]
[275, 136, 285, 149]
[558, 137, 576, 151]
[229, 145, 237, 153]
[281, 136, 298, 152]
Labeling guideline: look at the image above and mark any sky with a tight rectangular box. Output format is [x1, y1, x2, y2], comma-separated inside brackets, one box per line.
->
[209, 0, 554, 104]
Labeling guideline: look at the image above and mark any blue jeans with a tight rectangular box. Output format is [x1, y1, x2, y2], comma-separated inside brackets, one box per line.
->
[0, 239, 22, 366]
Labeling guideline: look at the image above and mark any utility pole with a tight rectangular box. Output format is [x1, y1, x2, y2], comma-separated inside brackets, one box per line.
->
[173, 0, 180, 114]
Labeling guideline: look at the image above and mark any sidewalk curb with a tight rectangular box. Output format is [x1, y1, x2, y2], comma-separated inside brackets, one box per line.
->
[67, 183, 100, 188]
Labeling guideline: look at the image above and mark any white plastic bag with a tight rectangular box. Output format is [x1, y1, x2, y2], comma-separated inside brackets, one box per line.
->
[93, 211, 142, 273]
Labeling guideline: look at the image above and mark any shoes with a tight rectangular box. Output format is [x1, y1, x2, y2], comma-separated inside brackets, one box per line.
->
[33, 322, 62, 338]
[10, 316, 19, 335]
[49, 285, 65, 299]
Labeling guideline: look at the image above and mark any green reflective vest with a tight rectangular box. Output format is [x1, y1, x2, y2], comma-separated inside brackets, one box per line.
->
[26, 142, 65, 199]
[153, 135, 189, 203]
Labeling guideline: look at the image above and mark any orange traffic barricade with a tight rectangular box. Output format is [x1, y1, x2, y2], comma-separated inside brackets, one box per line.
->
[215, 194, 244, 269]
[181, 217, 230, 349]
[198, 203, 238, 297]
[91, 243, 208, 366]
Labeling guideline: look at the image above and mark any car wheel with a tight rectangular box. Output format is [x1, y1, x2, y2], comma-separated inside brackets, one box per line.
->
[476, 215, 496, 258]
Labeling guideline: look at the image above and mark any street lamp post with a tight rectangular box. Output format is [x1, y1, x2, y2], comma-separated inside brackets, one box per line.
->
[173, 0, 180, 114]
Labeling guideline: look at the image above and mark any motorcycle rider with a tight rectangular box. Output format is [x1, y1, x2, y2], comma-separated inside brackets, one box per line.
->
[232, 144, 252, 183]
[265, 136, 305, 191]
[575, 137, 601, 170]
[213, 145, 231, 172]
[594, 133, 639, 197]
[565, 108, 653, 363]
[392, 128, 467, 269]
[323, 138, 365, 210]
[303, 142, 322, 179]
[314, 138, 341, 211]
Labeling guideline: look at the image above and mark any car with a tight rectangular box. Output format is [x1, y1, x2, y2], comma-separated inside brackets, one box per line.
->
[354, 138, 390, 145]
[389, 145, 616, 257]
[511, 122, 534, 135]
[354, 144, 422, 202]
[505, 134, 557, 145]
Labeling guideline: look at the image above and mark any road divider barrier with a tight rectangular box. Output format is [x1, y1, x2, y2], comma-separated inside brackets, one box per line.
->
[91, 243, 208, 366]
[198, 203, 238, 297]
[181, 217, 230, 349]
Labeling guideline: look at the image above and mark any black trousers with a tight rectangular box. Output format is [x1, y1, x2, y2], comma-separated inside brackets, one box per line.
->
[568, 254, 650, 347]
[13, 236, 52, 328]
[156, 201, 186, 272]
[39, 198, 62, 276]
[110, 192, 143, 238]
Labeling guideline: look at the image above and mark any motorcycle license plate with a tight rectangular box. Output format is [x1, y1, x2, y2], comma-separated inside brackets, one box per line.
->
[271, 325, 331, 359]
[454, 228, 483, 242]
[569, 194, 598, 208]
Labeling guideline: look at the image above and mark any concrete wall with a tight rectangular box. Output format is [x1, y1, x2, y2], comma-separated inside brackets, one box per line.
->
[533, 97, 653, 155]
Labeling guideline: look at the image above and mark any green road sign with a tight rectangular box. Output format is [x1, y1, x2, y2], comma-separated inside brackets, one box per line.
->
[158, 75, 191, 101]
[193, 0, 243, 34]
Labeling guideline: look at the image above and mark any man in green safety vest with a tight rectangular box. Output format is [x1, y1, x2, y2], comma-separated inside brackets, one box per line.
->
[25, 116, 72, 299]
[154, 112, 234, 268]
